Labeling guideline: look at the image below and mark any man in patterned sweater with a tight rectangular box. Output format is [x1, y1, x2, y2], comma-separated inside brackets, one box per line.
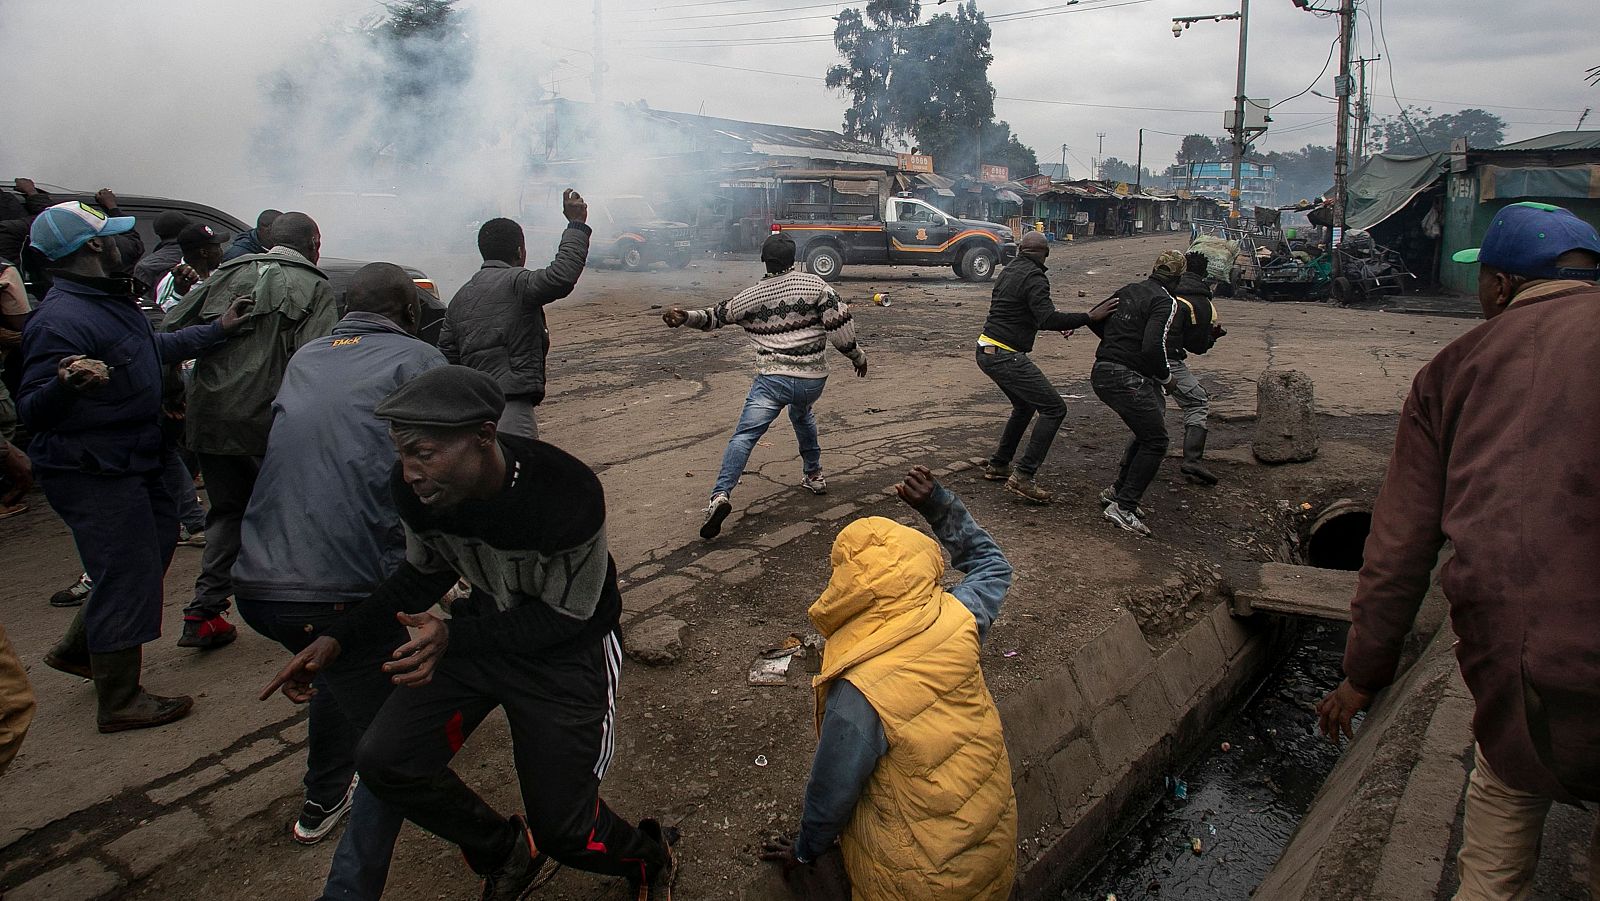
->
[663, 233, 868, 539]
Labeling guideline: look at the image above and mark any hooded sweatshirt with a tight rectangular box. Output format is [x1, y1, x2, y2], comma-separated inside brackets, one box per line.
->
[795, 488, 1015, 899]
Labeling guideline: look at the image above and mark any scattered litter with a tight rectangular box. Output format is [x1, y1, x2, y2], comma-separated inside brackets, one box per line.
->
[754, 755, 769, 767]
[1208, 824, 1218, 836]
[1078, 290, 1088, 297]
[1003, 650, 1020, 658]
[864, 407, 886, 414]
[1190, 837, 1204, 855]
[748, 634, 808, 685]
[1300, 502, 1313, 511]
[1106, 895, 1118, 901]
[871, 292, 892, 307]
[1166, 776, 1188, 800]
[1220, 741, 1231, 752]
[1060, 394, 1086, 399]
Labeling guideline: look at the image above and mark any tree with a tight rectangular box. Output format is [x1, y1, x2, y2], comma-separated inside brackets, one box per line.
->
[1372, 107, 1506, 155]
[1176, 134, 1222, 165]
[826, 0, 921, 147]
[1250, 144, 1335, 205]
[1098, 157, 1157, 185]
[827, 0, 1037, 176]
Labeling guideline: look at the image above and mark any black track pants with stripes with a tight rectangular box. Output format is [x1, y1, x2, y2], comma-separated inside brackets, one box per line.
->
[356, 630, 667, 880]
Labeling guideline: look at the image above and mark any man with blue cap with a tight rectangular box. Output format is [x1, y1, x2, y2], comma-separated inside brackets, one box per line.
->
[18, 201, 250, 733]
[1319, 201, 1600, 899]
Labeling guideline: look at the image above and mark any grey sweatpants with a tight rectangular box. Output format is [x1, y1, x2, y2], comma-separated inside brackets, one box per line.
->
[1165, 358, 1210, 430]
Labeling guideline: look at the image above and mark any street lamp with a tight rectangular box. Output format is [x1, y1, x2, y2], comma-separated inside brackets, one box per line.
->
[1173, 3, 1249, 223]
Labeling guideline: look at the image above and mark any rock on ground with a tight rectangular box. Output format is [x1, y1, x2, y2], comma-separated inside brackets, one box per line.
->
[1253, 369, 1320, 463]
[624, 615, 688, 666]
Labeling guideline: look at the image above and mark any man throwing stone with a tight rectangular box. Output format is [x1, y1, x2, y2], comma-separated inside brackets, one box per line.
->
[264, 365, 676, 901]
[663, 232, 867, 540]
[976, 231, 1115, 504]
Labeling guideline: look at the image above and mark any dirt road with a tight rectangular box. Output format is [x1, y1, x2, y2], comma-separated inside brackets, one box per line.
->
[0, 234, 1476, 900]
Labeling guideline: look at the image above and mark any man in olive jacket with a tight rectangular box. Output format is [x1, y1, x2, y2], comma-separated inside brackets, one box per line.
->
[162, 212, 339, 650]
[439, 189, 590, 440]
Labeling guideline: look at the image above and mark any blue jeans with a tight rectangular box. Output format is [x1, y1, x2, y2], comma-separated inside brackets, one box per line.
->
[237, 599, 407, 901]
[712, 375, 826, 498]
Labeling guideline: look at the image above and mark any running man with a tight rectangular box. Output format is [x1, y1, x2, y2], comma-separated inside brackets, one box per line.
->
[663, 232, 867, 539]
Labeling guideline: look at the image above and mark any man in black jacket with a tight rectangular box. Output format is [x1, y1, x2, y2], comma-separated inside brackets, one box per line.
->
[1166, 252, 1226, 485]
[976, 232, 1115, 504]
[1091, 250, 1184, 537]
[439, 190, 590, 440]
[263, 366, 676, 901]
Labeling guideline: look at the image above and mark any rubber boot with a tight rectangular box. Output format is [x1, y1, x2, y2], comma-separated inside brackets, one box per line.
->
[91, 647, 194, 733]
[44, 608, 93, 679]
[1180, 426, 1218, 485]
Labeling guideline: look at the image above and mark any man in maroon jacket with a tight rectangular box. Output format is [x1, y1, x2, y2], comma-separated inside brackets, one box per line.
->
[1318, 202, 1600, 900]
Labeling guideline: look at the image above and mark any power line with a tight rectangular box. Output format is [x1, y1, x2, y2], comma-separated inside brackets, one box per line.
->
[1375, 0, 1429, 153]
[1270, 36, 1339, 109]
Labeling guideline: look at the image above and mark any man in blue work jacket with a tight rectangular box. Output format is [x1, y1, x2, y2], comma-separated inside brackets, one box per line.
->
[20, 201, 250, 733]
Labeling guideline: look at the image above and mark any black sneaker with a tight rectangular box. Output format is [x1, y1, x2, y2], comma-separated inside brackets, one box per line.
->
[50, 573, 92, 608]
[699, 494, 732, 540]
[633, 818, 680, 901]
[479, 815, 558, 901]
[293, 775, 358, 844]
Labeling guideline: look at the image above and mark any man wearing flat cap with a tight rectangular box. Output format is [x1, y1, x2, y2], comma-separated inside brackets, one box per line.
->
[662, 232, 868, 540]
[1320, 202, 1600, 899]
[264, 365, 677, 900]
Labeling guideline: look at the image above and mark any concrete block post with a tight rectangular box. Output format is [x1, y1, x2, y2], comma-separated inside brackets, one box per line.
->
[1252, 369, 1320, 463]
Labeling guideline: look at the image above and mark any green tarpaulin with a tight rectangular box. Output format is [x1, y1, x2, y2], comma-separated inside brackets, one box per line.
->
[1344, 152, 1448, 230]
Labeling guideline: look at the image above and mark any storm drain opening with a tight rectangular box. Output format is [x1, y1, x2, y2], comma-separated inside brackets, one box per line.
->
[1304, 499, 1373, 572]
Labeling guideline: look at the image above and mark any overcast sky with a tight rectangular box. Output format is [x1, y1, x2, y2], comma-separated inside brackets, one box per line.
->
[1, 0, 1592, 195]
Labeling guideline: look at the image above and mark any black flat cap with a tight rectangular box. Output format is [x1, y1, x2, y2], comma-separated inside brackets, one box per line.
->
[375, 365, 506, 429]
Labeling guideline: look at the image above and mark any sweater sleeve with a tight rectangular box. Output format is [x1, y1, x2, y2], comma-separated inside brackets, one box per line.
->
[1342, 384, 1447, 693]
[920, 487, 1012, 642]
[794, 680, 887, 862]
[683, 299, 733, 331]
[320, 560, 460, 654]
[819, 287, 866, 366]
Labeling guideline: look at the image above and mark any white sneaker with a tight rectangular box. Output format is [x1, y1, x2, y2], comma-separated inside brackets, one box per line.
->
[700, 494, 733, 540]
[1104, 502, 1152, 537]
[1098, 488, 1146, 518]
[293, 775, 358, 844]
[800, 474, 828, 495]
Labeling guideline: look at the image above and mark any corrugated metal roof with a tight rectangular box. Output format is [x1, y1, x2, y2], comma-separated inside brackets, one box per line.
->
[1492, 131, 1600, 152]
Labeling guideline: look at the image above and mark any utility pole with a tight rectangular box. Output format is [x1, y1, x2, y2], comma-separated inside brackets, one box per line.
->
[592, 0, 605, 102]
[1061, 143, 1068, 180]
[1096, 132, 1107, 180]
[1228, 0, 1249, 223]
[1353, 56, 1381, 162]
[1332, 0, 1355, 270]
[1135, 129, 1145, 193]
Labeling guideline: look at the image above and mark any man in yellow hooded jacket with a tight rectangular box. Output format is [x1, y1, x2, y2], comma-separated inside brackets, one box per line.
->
[763, 466, 1017, 899]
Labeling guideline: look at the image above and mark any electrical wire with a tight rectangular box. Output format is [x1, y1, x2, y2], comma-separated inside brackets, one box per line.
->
[1375, 0, 1429, 153]
[1270, 36, 1338, 109]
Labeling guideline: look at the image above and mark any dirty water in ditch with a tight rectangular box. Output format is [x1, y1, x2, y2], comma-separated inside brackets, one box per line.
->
[1070, 622, 1358, 901]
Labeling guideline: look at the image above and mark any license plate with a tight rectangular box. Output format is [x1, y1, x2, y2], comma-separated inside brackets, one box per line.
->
[674, 241, 691, 248]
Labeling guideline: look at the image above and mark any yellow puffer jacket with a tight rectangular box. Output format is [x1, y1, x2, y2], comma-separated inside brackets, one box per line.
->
[809, 516, 1017, 901]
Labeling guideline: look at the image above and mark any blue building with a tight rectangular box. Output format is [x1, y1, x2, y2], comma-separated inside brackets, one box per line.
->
[1166, 161, 1278, 208]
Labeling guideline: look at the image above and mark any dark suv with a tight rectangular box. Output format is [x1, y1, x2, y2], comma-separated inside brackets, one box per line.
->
[15, 186, 447, 344]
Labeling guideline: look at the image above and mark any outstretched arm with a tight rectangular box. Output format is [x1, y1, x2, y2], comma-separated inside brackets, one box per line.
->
[896, 467, 1013, 641]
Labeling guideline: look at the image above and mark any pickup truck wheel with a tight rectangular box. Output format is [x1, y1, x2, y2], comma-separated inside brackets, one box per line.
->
[960, 246, 996, 282]
[806, 245, 844, 281]
[618, 240, 646, 272]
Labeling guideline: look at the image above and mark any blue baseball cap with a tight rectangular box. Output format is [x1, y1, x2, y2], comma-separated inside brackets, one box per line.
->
[1452, 202, 1600, 280]
[29, 200, 137, 261]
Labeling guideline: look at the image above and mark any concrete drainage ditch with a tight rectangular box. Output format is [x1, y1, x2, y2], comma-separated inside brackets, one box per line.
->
[739, 499, 1380, 901]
